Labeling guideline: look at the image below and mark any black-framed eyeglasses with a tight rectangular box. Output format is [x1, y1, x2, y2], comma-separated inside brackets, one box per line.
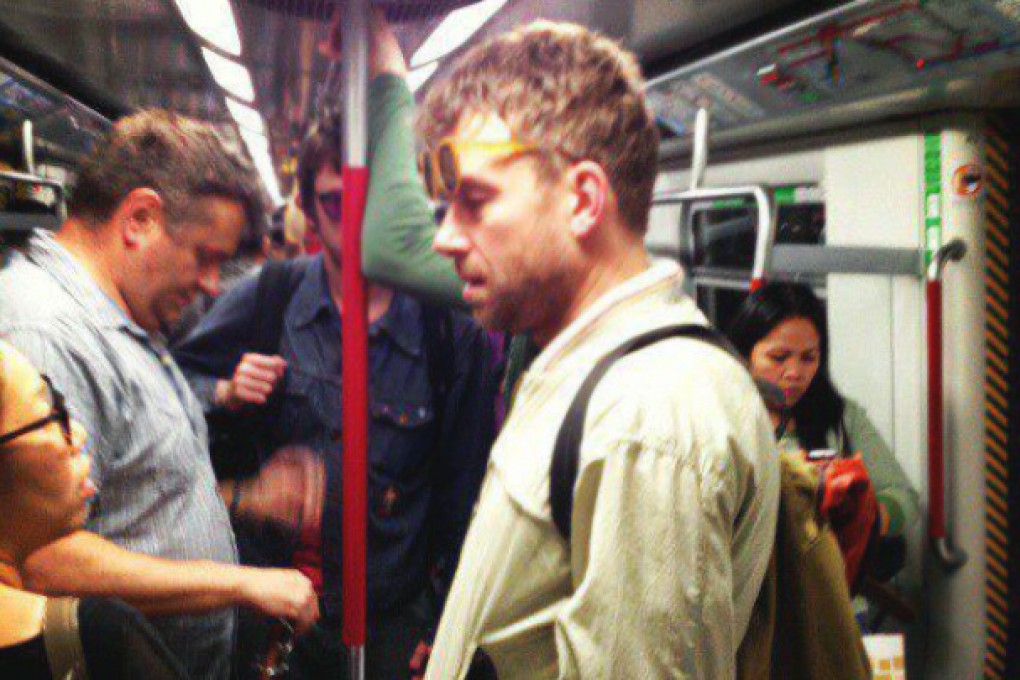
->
[317, 190, 343, 223]
[0, 375, 72, 447]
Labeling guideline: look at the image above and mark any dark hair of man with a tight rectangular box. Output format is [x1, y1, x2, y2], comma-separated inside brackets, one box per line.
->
[417, 21, 660, 234]
[726, 282, 846, 451]
[68, 109, 266, 238]
[297, 110, 342, 224]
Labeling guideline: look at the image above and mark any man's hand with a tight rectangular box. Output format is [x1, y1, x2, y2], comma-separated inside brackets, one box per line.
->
[321, 6, 408, 78]
[235, 566, 320, 635]
[237, 446, 325, 533]
[216, 353, 287, 412]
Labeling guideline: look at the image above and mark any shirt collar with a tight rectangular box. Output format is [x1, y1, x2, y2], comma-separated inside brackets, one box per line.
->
[372, 292, 423, 358]
[531, 259, 690, 373]
[290, 254, 424, 358]
[26, 230, 150, 337]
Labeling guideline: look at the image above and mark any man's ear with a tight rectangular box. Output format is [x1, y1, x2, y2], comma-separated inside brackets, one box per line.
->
[566, 161, 610, 240]
[114, 188, 163, 249]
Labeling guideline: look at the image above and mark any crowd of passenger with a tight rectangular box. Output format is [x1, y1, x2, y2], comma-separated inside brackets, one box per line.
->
[0, 8, 917, 680]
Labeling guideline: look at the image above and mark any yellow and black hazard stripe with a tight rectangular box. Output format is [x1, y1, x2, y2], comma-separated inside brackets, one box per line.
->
[983, 116, 1015, 680]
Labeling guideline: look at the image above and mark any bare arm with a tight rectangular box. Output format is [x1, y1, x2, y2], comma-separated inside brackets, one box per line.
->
[22, 531, 320, 633]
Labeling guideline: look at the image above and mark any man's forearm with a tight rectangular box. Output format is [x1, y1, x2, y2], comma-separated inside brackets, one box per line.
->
[22, 530, 246, 616]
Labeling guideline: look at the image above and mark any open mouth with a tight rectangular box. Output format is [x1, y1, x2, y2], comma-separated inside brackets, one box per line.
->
[458, 270, 487, 301]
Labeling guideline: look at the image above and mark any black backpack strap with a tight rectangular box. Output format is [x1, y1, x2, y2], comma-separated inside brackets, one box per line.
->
[421, 305, 455, 427]
[251, 258, 307, 355]
[550, 324, 737, 541]
[234, 258, 306, 466]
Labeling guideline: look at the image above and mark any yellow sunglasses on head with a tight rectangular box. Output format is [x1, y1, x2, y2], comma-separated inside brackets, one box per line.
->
[418, 138, 538, 201]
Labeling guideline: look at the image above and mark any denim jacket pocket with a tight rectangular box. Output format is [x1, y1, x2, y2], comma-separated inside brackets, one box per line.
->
[369, 399, 436, 479]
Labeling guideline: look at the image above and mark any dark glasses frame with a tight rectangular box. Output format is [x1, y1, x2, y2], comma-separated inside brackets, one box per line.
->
[0, 375, 72, 447]
[316, 190, 343, 222]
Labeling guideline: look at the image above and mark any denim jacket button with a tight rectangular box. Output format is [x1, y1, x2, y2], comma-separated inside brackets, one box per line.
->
[380, 485, 400, 517]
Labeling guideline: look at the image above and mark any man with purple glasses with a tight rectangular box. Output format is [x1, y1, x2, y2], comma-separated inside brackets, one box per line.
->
[173, 12, 495, 679]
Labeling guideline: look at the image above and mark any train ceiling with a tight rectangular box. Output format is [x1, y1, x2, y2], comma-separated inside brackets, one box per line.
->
[3, 1, 1020, 187]
[0, 0, 827, 188]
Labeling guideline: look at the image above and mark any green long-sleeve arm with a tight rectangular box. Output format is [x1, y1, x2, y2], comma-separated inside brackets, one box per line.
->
[841, 399, 920, 536]
[363, 74, 463, 306]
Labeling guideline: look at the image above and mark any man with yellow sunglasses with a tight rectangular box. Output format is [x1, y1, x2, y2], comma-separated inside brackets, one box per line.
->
[407, 21, 781, 680]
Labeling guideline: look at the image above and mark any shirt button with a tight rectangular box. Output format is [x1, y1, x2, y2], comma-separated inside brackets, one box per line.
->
[380, 485, 399, 517]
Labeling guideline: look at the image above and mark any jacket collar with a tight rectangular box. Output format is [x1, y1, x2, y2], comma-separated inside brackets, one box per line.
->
[290, 254, 423, 358]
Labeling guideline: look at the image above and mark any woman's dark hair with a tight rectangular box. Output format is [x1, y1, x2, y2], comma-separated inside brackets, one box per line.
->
[726, 282, 845, 450]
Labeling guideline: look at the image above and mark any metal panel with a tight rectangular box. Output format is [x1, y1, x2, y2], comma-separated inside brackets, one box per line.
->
[771, 244, 922, 276]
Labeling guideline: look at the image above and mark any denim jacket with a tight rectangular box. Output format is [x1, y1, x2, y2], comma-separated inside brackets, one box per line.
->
[174, 255, 495, 621]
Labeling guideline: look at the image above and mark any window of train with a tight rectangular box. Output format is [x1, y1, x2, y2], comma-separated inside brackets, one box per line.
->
[688, 186, 825, 331]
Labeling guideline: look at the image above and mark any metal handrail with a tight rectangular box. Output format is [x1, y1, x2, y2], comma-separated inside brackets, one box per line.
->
[925, 238, 968, 570]
[654, 185, 777, 286]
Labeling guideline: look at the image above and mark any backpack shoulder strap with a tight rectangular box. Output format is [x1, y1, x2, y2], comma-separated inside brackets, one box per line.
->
[550, 323, 735, 541]
[43, 597, 89, 680]
[420, 305, 456, 428]
[250, 258, 307, 355]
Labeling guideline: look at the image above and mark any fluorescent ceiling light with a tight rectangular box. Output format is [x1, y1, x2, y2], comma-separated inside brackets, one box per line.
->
[410, 0, 507, 68]
[174, 0, 242, 56]
[407, 62, 440, 94]
[239, 129, 283, 206]
[202, 48, 254, 103]
[226, 98, 265, 135]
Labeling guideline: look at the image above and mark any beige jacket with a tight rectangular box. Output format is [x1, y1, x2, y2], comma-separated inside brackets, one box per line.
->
[426, 261, 780, 679]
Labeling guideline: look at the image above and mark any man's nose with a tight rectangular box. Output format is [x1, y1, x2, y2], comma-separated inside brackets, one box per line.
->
[433, 212, 470, 257]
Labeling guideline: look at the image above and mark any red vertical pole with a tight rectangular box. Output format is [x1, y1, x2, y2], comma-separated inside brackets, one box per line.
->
[926, 279, 946, 541]
[341, 166, 369, 646]
[340, 1, 369, 677]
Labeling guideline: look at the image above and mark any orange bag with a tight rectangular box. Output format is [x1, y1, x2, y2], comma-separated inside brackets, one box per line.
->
[813, 456, 880, 592]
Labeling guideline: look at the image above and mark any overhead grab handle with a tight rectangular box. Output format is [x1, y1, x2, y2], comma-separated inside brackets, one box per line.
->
[926, 238, 968, 571]
[690, 107, 709, 191]
[22, 120, 35, 176]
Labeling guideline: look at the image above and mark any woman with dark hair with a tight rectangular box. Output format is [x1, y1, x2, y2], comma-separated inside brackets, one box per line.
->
[0, 340, 188, 679]
[727, 282, 918, 539]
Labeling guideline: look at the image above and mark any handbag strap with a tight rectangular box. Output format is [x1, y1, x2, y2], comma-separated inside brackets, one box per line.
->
[43, 597, 89, 680]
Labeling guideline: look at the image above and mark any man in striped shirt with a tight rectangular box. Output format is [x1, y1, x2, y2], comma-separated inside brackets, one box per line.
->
[0, 110, 319, 680]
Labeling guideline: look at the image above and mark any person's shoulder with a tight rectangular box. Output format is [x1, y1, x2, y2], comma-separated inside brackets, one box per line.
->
[607, 331, 754, 404]
[840, 396, 871, 428]
[0, 252, 77, 326]
[586, 330, 771, 457]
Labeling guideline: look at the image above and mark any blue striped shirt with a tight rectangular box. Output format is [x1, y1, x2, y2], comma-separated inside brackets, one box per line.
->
[0, 232, 238, 680]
